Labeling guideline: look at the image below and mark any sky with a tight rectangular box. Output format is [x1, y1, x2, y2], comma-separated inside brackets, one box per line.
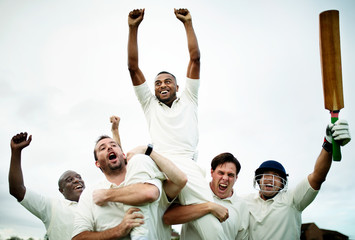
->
[0, 0, 354, 239]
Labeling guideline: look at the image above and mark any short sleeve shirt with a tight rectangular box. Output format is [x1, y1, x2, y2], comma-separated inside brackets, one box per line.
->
[20, 189, 77, 240]
[243, 178, 318, 240]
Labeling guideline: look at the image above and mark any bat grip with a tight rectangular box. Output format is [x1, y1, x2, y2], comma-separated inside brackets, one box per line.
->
[331, 111, 341, 161]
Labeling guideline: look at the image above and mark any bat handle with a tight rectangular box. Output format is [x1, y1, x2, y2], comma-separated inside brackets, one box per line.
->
[331, 111, 341, 161]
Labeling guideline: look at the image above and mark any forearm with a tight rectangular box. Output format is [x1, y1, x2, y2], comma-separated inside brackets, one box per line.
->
[127, 26, 139, 72]
[9, 150, 26, 201]
[72, 227, 125, 240]
[308, 148, 332, 190]
[105, 183, 158, 205]
[150, 151, 187, 189]
[111, 129, 122, 150]
[184, 20, 200, 62]
[163, 203, 211, 225]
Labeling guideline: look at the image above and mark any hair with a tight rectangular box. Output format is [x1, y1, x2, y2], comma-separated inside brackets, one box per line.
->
[58, 170, 74, 190]
[211, 152, 241, 174]
[156, 71, 177, 83]
[93, 135, 122, 161]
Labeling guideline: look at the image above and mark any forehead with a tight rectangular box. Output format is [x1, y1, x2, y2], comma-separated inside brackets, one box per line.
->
[214, 162, 237, 174]
[262, 170, 280, 176]
[96, 137, 115, 148]
[60, 171, 79, 181]
[155, 73, 175, 82]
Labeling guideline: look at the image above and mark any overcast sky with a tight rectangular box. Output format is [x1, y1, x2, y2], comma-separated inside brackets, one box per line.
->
[1, 0, 354, 239]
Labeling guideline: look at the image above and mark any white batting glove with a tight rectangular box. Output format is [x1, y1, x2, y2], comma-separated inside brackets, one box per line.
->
[326, 119, 351, 146]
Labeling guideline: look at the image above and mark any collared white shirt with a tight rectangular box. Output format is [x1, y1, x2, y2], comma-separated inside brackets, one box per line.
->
[243, 178, 318, 240]
[134, 78, 200, 160]
[20, 189, 78, 240]
[212, 192, 249, 240]
[72, 155, 163, 239]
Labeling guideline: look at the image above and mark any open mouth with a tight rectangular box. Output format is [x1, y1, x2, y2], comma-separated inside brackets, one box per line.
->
[74, 185, 83, 190]
[160, 90, 169, 96]
[219, 183, 228, 191]
[109, 152, 117, 160]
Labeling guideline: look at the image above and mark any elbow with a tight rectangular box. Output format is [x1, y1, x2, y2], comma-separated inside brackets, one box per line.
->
[144, 187, 160, 203]
[190, 49, 200, 62]
[9, 186, 25, 202]
[179, 175, 188, 189]
[163, 214, 173, 225]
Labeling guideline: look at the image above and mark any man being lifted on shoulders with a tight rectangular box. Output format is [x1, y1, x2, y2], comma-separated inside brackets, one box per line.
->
[127, 8, 227, 239]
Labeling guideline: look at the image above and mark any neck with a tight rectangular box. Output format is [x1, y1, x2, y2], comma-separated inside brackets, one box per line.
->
[105, 168, 126, 186]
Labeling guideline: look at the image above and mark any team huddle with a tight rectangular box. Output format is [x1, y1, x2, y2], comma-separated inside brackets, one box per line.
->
[8, 8, 351, 240]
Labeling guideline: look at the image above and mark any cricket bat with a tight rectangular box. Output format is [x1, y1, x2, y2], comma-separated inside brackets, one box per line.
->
[319, 10, 344, 161]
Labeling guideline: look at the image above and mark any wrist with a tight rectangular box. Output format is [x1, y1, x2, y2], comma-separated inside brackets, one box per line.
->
[145, 144, 153, 156]
[322, 137, 332, 153]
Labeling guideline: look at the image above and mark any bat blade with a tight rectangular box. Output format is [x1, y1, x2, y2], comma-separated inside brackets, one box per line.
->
[319, 10, 344, 111]
[319, 10, 344, 161]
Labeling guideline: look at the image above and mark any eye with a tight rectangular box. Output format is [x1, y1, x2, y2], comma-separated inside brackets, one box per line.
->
[66, 177, 73, 183]
[228, 174, 235, 178]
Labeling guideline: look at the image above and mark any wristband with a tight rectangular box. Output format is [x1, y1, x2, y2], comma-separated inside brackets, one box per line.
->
[322, 137, 332, 153]
[145, 144, 153, 156]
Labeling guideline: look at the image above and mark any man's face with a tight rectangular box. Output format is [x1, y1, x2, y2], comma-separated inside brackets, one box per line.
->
[258, 170, 283, 200]
[154, 73, 179, 107]
[59, 170, 85, 202]
[210, 162, 237, 199]
[95, 138, 126, 174]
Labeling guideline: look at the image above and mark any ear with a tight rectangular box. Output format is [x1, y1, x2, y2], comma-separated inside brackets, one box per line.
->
[176, 85, 179, 92]
[210, 168, 214, 177]
[59, 187, 64, 194]
[95, 161, 100, 168]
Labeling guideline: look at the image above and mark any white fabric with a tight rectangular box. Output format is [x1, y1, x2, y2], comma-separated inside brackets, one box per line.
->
[134, 78, 199, 160]
[72, 154, 163, 239]
[123, 155, 165, 239]
[243, 178, 318, 240]
[20, 189, 77, 240]
[157, 189, 175, 240]
[181, 190, 249, 240]
[135, 78, 227, 239]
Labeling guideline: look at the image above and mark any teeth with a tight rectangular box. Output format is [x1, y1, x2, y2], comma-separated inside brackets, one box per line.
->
[220, 184, 227, 187]
[161, 91, 168, 94]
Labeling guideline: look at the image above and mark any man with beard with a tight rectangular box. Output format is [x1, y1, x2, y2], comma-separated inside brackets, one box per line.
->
[9, 132, 85, 240]
[72, 134, 187, 240]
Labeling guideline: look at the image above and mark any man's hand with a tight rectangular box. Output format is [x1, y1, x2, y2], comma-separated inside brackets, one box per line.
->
[326, 119, 351, 146]
[208, 202, 229, 222]
[11, 132, 32, 152]
[93, 189, 108, 206]
[128, 9, 145, 27]
[110, 116, 120, 131]
[126, 145, 146, 162]
[174, 8, 192, 23]
[116, 207, 144, 237]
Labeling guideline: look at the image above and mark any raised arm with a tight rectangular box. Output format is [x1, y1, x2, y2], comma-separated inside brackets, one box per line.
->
[8, 132, 32, 201]
[308, 120, 351, 190]
[175, 8, 200, 79]
[110, 116, 122, 150]
[127, 146, 187, 199]
[72, 207, 144, 240]
[163, 202, 229, 225]
[127, 8, 146, 86]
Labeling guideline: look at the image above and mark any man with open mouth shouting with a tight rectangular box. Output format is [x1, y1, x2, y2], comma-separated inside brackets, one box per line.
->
[243, 119, 351, 240]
